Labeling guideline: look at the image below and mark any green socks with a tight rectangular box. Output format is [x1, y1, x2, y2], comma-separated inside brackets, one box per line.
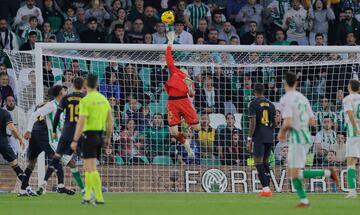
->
[91, 171, 104, 202]
[347, 166, 357, 190]
[302, 169, 326, 178]
[293, 178, 307, 200]
[71, 168, 85, 190]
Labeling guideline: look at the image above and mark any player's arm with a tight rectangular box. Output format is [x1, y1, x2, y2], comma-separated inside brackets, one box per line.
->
[166, 31, 177, 74]
[247, 102, 256, 152]
[347, 110, 358, 132]
[185, 79, 195, 97]
[25, 103, 54, 139]
[7, 122, 25, 148]
[278, 98, 293, 142]
[71, 115, 85, 153]
[52, 96, 66, 136]
[105, 110, 114, 145]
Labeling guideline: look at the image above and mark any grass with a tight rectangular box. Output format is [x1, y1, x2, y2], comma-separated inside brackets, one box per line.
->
[0, 193, 359, 215]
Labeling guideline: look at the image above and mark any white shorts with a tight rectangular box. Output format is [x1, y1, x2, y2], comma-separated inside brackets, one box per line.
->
[346, 137, 360, 158]
[288, 144, 311, 168]
[49, 141, 73, 166]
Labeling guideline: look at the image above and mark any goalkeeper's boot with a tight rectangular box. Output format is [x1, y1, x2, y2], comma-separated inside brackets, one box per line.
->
[329, 167, 340, 188]
[36, 182, 47, 196]
[295, 203, 310, 208]
[57, 186, 75, 195]
[256, 191, 272, 197]
[184, 139, 194, 157]
[345, 190, 357, 199]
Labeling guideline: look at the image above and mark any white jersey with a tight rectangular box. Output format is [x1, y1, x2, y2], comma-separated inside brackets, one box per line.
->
[26, 100, 63, 144]
[343, 93, 360, 138]
[279, 90, 314, 145]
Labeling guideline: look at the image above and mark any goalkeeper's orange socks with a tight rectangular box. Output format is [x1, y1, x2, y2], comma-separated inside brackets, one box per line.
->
[174, 132, 186, 144]
[84, 171, 104, 203]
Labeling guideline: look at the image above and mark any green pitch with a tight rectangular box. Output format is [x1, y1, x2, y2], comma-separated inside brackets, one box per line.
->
[0, 193, 358, 215]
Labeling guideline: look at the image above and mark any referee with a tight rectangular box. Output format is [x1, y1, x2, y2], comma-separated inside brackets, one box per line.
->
[247, 83, 275, 197]
[71, 74, 113, 204]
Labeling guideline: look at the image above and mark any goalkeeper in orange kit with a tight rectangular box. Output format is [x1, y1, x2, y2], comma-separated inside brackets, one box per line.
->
[165, 31, 200, 156]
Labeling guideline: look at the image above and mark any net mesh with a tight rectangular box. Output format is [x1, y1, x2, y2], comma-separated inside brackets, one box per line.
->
[3, 46, 358, 193]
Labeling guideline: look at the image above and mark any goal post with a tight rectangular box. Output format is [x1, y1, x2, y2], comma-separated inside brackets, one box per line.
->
[4, 43, 360, 193]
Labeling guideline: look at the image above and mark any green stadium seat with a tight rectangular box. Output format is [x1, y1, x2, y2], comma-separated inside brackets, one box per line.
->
[138, 67, 152, 92]
[149, 102, 165, 116]
[50, 56, 65, 70]
[152, 156, 174, 165]
[90, 60, 109, 78]
[128, 156, 150, 165]
[159, 91, 168, 104]
[200, 158, 221, 166]
[115, 155, 125, 165]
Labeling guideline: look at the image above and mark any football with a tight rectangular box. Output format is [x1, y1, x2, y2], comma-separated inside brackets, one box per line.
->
[161, 10, 175, 25]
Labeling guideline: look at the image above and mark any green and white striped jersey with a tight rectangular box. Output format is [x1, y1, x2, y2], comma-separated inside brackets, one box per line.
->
[343, 93, 360, 137]
[279, 90, 314, 144]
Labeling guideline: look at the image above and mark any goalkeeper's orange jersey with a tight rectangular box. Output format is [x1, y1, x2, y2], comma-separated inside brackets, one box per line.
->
[165, 46, 193, 97]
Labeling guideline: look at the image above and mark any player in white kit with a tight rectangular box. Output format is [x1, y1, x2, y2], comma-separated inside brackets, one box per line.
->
[343, 79, 360, 199]
[278, 72, 339, 208]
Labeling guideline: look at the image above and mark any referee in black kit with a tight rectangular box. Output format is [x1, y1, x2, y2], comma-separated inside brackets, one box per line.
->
[247, 83, 276, 197]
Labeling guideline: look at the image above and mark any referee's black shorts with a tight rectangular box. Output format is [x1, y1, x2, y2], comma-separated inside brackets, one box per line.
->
[81, 131, 103, 159]
[253, 141, 273, 158]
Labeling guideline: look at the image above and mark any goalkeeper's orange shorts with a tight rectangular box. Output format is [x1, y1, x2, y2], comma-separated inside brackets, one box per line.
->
[167, 96, 198, 127]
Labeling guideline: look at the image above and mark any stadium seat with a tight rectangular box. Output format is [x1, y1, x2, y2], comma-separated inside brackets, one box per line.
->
[209, 113, 226, 129]
[138, 67, 152, 92]
[50, 56, 65, 70]
[159, 91, 168, 104]
[149, 102, 166, 116]
[224, 102, 237, 114]
[152, 156, 174, 165]
[200, 158, 221, 166]
[90, 60, 109, 78]
[115, 155, 125, 165]
[128, 156, 150, 165]
[234, 113, 242, 130]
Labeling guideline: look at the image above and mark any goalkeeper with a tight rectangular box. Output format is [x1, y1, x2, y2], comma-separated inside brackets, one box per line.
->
[165, 31, 200, 156]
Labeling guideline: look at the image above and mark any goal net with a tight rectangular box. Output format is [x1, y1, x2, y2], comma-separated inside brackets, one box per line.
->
[3, 44, 359, 193]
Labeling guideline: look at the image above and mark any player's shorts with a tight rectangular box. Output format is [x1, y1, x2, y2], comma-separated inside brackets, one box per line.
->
[57, 127, 75, 156]
[167, 97, 199, 127]
[346, 137, 360, 158]
[27, 129, 55, 161]
[287, 143, 311, 168]
[0, 137, 17, 162]
[253, 142, 273, 158]
[81, 131, 103, 159]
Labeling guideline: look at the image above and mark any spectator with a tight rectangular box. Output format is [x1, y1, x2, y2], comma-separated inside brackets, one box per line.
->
[120, 64, 144, 100]
[80, 17, 106, 43]
[241, 21, 257, 45]
[271, 29, 290, 45]
[315, 33, 325, 46]
[109, 95, 122, 139]
[142, 6, 159, 34]
[152, 22, 167, 44]
[206, 28, 219, 44]
[329, 132, 346, 163]
[230, 36, 240, 45]
[314, 116, 337, 163]
[308, 0, 335, 45]
[323, 150, 338, 166]
[0, 18, 19, 50]
[198, 114, 216, 159]
[19, 70, 36, 112]
[73, 7, 87, 34]
[85, 0, 110, 32]
[63, 6, 77, 23]
[195, 73, 223, 114]
[14, 0, 44, 33]
[66, 0, 87, 9]
[176, 128, 201, 165]
[336, 7, 360, 45]
[173, 0, 187, 24]
[99, 70, 121, 101]
[193, 18, 209, 43]
[20, 30, 37, 50]
[216, 113, 242, 162]
[108, 8, 131, 34]
[143, 113, 174, 158]
[128, 0, 145, 22]
[275, 144, 288, 165]
[227, 0, 247, 22]
[253, 32, 266, 45]
[315, 96, 337, 130]
[70, 59, 87, 77]
[108, 24, 128, 43]
[42, 0, 64, 33]
[123, 95, 144, 127]
[224, 131, 248, 165]
[0, 72, 14, 107]
[120, 119, 143, 162]
[282, 0, 310, 45]
[346, 32, 357, 45]
[42, 60, 55, 89]
[328, 10, 346, 45]
[21, 16, 43, 42]
[144, 33, 152, 44]
[334, 89, 344, 112]
[184, 0, 212, 32]
[42, 22, 56, 42]
[209, 10, 225, 32]
[56, 19, 80, 43]
[219, 21, 239, 44]
[108, 0, 122, 21]
[265, 0, 290, 43]
[236, 0, 264, 32]
[174, 20, 194, 44]
[62, 70, 74, 92]
[127, 18, 146, 43]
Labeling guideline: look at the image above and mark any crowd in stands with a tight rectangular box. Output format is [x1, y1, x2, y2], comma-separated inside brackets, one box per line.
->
[0, 0, 358, 167]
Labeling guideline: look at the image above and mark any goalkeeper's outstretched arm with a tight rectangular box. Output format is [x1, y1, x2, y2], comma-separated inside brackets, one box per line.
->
[166, 31, 176, 73]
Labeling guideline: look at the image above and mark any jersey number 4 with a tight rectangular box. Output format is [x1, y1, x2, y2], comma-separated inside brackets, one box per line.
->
[69, 104, 79, 122]
[261, 110, 269, 126]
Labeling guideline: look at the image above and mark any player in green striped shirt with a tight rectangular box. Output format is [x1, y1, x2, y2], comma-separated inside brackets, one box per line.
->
[278, 72, 339, 208]
[343, 79, 360, 199]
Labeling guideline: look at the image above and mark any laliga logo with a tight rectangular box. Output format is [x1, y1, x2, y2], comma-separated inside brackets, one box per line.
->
[201, 169, 228, 193]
